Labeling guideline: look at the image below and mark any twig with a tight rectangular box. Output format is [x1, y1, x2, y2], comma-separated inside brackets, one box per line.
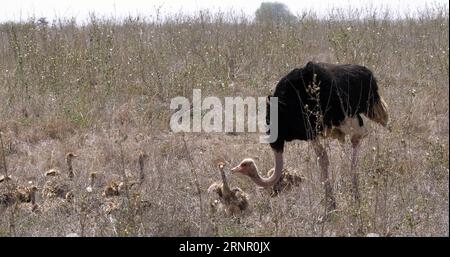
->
[0, 131, 8, 177]
[119, 139, 130, 199]
[181, 133, 204, 235]
[116, 133, 137, 235]
[0, 131, 16, 237]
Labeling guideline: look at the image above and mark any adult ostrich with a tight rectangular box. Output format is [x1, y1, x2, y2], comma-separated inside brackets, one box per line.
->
[232, 61, 388, 212]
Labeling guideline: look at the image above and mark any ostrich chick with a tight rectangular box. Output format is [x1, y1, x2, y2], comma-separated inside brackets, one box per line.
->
[42, 152, 77, 200]
[266, 167, 305, 197]
[103, 181, 120, 197]
[42, 177, 72, 200]
[65, 152, 78, 179]
[207, 162, 249, 216]
[44, 169, 60, 177]
[0, 178, 16, 207]
[0, 182, 39, 212]
[18, 185, 39, 213]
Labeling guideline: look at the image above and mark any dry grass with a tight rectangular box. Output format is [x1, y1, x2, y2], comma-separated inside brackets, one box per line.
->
[0, 6, 448, 236]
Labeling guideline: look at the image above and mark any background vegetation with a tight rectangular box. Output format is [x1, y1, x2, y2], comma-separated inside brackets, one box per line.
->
[0, 3, 448, 236]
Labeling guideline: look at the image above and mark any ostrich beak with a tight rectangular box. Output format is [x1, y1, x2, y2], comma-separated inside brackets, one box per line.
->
[230, 165, 240, 173]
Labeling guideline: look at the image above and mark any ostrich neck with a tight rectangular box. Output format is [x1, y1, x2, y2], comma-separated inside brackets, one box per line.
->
[67, 159, 73, 173]
[250, 150, 284, 187]
[30, 192, 36, 205]
[139, 160, 145, 180]
[220, 168, 231, 197]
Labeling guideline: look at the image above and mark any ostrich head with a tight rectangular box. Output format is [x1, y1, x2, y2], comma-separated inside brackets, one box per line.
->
[230, 159, 258, 178]
[231, 150, 284, 188]
[66, 152, 77, 160]
[46, 169, 61, 177]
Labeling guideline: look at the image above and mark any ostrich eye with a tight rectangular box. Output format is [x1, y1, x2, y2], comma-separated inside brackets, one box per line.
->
[241, 163, 247, 167]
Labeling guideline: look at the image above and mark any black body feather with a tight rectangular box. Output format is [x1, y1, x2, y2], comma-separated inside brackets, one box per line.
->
[267, 61, 384, 152]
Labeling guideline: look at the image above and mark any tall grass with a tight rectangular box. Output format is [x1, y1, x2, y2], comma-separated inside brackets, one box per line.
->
[0, 6, 448, 236]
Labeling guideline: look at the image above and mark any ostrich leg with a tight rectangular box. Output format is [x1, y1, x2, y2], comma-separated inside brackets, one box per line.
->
[312, 140, 336, 213]
[350, 136, 361, 205]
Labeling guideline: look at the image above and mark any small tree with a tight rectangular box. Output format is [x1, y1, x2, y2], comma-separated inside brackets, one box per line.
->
[255, 2, 297, 25]
[37, 17, 49, 26]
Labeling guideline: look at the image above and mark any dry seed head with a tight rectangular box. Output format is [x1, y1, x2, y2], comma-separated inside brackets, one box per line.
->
[0, 175, 12, 183]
